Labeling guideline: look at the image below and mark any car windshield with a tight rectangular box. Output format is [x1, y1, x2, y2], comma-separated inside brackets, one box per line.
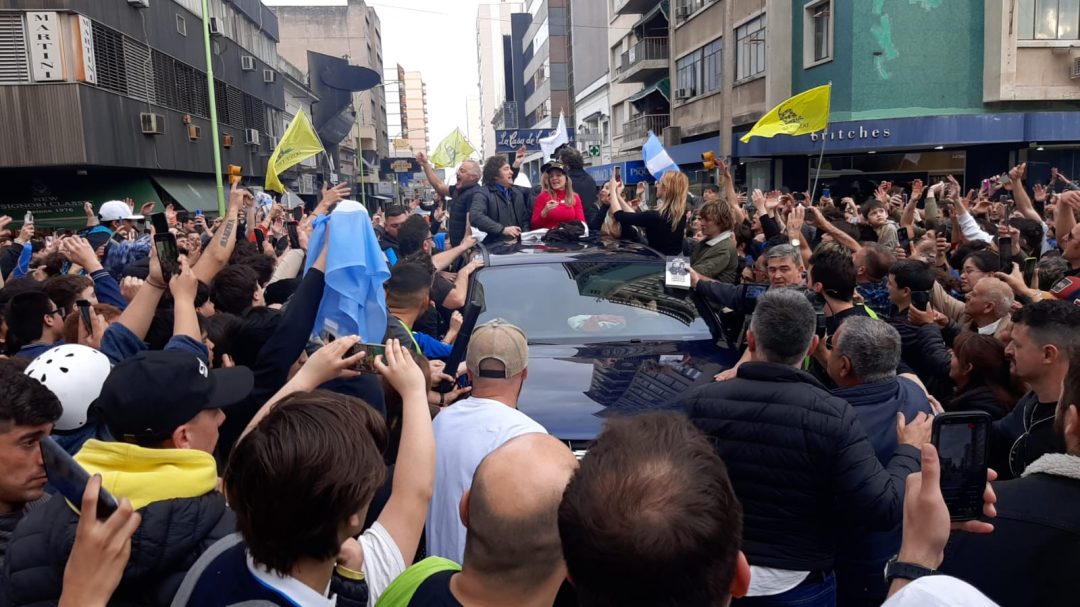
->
[473, 262, 712, 343]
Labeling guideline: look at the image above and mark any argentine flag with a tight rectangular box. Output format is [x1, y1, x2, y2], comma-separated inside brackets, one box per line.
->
[642, 131, 680, 180]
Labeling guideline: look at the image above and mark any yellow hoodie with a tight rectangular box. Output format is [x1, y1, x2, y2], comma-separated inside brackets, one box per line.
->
[74, 439, 219, 510]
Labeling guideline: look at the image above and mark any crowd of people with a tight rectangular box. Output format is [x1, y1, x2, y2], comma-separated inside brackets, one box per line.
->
[0, 145, 1077, 607]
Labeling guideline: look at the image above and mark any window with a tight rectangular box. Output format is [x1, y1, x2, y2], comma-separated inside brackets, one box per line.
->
[176, 14, 187, 36]
[735, 16, 766, 81]
[803, 1, 832, 63]
[703, 38, 722, 93]
[531, 17, 549, 53]
[676, 50, 702, 98]
[1018, 0, 1080, 40]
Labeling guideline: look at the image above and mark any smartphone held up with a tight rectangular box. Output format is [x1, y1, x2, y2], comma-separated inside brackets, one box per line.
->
[932, 412, 992, 521]
[150, 212, 180, 281]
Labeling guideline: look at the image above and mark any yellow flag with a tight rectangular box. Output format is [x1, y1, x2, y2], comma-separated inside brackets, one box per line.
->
[740, 84, 832, 143]
[265, 109, 324, 193]
[430, 128, 476, 169]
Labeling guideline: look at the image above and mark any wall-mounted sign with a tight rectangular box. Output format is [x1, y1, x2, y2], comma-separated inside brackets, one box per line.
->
[75, 15, 96, 84]
[27, 12, 63, 82]
[495, 128, 576, 153]
[381, 158, 421, 174]
[585, 160, 652, 185]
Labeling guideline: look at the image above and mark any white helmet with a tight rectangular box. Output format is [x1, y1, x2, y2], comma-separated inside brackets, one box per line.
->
[24, 344, 112, 431]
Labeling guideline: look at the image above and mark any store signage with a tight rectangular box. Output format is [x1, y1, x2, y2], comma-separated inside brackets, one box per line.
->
[381, 158, 421, 174]
[809, 126, 892, 142]
[585, 160, 652, 185]
[495, 128, 576, 153]
[27, 12, 63, 82]
[76, 15, 96, 84]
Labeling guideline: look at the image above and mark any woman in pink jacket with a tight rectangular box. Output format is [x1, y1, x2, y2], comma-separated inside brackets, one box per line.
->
[531, 161, 586, 230]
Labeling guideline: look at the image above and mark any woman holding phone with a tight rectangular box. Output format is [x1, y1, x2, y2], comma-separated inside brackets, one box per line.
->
[609, 170, 688, 255]
[531, 161, 585, 230]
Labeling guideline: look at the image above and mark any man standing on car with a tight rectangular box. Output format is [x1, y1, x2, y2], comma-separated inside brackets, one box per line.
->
[469, 156, 532, 243]
[416, 152, 483, 248]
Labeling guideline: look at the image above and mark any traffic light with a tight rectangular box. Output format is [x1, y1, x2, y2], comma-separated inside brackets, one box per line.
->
[702, 151, 717, 171]
[228, 165, 243, 186]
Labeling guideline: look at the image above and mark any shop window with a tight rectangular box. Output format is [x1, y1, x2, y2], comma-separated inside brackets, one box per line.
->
[735, 15, 766, 81]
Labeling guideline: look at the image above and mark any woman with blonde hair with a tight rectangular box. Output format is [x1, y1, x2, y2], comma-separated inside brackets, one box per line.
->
[609, 171, 688, 255]
[531, 161, 585, 230]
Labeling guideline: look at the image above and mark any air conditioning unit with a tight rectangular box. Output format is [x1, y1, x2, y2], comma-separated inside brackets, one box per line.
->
[127, 0, 150, 8]
[1072, 57, 1080, 80]
[266, 135, 279, 149]
[241, 56, 255, 71]
[208, 17, 223, 36]
[676, 4, 692, 18]
[244, 128, 260, 146]
[675, 88, 691, 100]
[187, 124, 201, 141]
[139, 112, 164, 135]
[263, 69, 276, 83]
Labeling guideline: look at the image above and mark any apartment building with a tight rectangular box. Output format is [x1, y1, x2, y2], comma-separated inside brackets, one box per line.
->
[476, 1, 521, 158]
[402, 70, 430, 154]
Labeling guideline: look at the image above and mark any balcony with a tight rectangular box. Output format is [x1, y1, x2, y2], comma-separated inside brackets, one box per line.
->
[614, 0, 659, 17]
[621, 113, 670, 149]
[617, 37, 669, 83]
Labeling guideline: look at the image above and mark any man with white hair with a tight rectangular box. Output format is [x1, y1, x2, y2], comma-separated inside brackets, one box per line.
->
[960, 276, 1014, 340]
[416, 152, 482, 247]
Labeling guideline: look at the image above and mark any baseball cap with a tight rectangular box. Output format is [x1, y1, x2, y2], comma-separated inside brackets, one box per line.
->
[466, 319, 529, 379]
[93, 350, 253, 443]
[98, 200, 144, 222]
[541, 160, 568, 174]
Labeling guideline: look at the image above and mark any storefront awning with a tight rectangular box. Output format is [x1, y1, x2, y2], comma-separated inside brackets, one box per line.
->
[152, 176, 224, 214]
[0, 172, 162, 229]
[628, 78, 670, 107]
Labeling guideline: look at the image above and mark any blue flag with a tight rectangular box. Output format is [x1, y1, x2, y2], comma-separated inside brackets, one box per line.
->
[642, 131, 680, 180]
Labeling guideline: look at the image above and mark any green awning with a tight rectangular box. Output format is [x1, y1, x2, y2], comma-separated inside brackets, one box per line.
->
[152, 175, 224, 215]
[0, 173, 162, 229]
[632, 0, 669, 32]
[628, 78, 670, 106]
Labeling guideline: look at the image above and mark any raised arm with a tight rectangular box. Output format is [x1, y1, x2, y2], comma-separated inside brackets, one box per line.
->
[808, 206, 860, 253]
[169, 258, 201, 343]
[431, 232, 477, 272]
[1057, 191, 1079, 246]
[1006, 163, 1041, 222]
[373, 339, 435, 566]
[416, 152, 451, 198]
[193, 183, 249, 285]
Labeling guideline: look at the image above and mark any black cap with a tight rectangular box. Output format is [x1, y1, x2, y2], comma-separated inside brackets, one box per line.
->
[94, 350, 254, 442]
[541, 160, 568, 174]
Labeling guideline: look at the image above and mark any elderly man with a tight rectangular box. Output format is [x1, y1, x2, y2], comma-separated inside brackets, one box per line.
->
[416, 152, 483, 247]
[933, 277, 1014, 344]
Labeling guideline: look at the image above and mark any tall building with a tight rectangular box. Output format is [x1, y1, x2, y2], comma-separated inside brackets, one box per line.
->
[609, 0, 672, 163]
[520, 0, 575, 178]
[570, 0, 611, 167]
[271, 0, 388, 181]
[402, 70, 430, 155]
[0, 0, 286, 223]
[385, 64, 408, 157]
[476, 1, 522, 158]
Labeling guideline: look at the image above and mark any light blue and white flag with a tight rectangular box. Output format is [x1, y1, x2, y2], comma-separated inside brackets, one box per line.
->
[642, 131, 680, 180]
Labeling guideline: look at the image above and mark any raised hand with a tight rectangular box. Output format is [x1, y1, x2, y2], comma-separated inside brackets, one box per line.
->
[374, 338, 427, 399]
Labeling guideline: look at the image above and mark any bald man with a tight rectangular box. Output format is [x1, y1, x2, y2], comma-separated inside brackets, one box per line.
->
[376, 433, 578, 607]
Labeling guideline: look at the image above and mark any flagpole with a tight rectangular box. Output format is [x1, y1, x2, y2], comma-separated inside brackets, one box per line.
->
[200, 0, 225, 215]
[809, 135, 827, 203]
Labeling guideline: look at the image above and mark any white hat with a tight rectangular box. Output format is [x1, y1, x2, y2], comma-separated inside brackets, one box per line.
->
[98, 200, 144, 222]
[24, 344, 113, 431]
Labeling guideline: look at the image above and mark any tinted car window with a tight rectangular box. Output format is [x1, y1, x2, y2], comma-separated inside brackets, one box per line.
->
[474, 262, 711, 342]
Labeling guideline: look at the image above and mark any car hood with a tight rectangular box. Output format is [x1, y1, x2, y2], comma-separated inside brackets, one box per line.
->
[517, 339, 739, 442]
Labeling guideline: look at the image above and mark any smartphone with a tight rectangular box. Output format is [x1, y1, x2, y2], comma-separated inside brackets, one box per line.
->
[348, 342, 386, 372]
[998, 173, 1012, 186]
[932, 411, 992, 521]
[998, 236, 1013, 273]
[195, 209, 203, 219]
[254, 227, 266, 251]
[24, 211, 33, 225]
[911, 290, 931, 311]
[457, 373, 472, 390]
[980, 179, 991, 195]
[613, 166, 622, 183]
[75, 299, 93, 336]
[821, 187, 831, 199]
[291, 206, 304, 222]
[150, 213, 180, 281]
[286, 221, 301, 249]
[41, 436, 119, 520]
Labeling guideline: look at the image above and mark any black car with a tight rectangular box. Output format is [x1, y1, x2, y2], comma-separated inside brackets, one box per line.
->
[445, 239, 739, 453]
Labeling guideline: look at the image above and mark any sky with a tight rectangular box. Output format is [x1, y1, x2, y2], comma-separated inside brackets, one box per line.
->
[264, 0, 486, 152]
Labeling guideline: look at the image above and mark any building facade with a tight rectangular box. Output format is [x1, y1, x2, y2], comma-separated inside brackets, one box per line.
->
[570, 0, 611, 167]
[384, 64, 407, 156]
[401, 69, 430, 154]
[0, 0, 287, 224]
[476, 1, 521, 158]
[271, 0, 388, 181]
[519, 0, 575, 178]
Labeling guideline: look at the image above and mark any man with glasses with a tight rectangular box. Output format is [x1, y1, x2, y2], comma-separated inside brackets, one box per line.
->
[4, 291, 66, 360]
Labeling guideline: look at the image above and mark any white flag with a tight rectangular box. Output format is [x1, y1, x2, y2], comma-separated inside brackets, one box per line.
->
[539, 112, 570, 159]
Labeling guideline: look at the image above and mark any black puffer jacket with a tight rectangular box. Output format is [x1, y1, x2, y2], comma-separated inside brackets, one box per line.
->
[2, 492, 234, 607]
[683, 362, 921, 572]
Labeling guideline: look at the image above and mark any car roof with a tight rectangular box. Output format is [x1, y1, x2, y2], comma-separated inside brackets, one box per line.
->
[478, 239, 667, 266]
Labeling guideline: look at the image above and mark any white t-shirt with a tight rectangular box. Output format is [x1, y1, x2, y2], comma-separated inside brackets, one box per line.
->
[882, 575, 998, 606]
[425, 396, 547, 562]
[358, 522, 406, 607]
